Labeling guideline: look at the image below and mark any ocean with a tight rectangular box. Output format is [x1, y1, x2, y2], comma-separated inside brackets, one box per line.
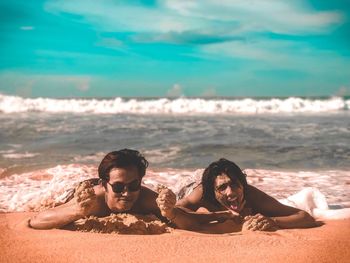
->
[1, 93, 350, 218]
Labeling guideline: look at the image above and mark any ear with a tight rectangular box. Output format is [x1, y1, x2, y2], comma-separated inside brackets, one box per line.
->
[100, 179, 108, 189]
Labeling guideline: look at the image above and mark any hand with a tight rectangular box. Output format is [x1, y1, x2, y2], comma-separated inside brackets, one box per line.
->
[216, 199, 246, 224]
[74, 181, 100, 217]
[242, 214, 278, 232]
[156, 186, 177, 220]
[215, 210, 243, 224]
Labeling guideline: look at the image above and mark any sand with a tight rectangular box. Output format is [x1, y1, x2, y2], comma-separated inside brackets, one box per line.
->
[72, 213, 171, 234]
[1, 212, 350, 263]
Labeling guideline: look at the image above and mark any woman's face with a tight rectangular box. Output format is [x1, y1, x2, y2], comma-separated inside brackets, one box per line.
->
[104, 166, 141, 212]
[214, 173, 245, 213]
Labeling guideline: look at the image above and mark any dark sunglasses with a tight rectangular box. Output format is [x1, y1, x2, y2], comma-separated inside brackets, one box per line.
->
[106, 179, 141, 193]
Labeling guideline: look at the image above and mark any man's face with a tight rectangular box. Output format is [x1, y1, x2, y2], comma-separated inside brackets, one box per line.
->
[214, 173, 244, 213]
[105, 166, 141, 212]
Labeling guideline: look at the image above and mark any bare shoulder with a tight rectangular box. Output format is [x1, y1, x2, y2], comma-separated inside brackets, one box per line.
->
[245, 184, 300, 216]
[133, 186, 159, 213]
[245, 184, 276, 206]
[245, 185, 263, 199]
[93, 184, 106, 197]
[139, 185, 158, 200]
[176, 184, 204, 210]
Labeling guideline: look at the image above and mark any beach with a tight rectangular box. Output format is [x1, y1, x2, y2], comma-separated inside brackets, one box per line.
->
[1, 212, 349, 263]
[2, 0, 350, 261]
[1, 95, 350, 262]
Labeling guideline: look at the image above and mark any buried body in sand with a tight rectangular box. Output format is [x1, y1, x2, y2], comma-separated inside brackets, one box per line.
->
[69, 181, 170, 234]
[28, 149, 318, 234]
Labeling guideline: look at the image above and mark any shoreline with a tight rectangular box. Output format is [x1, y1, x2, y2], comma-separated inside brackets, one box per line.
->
[1, 212, 350, 262]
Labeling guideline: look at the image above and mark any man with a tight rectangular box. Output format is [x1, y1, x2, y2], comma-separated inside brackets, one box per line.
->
[29, 149, 165, 229]
[157, 158, 317, 232]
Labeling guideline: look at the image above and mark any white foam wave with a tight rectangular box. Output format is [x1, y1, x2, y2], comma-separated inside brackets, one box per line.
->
[280, 188, 350, 220]
[0, 94, 349, 114]
[0, 164, 97, 212]
[0, 165, 349, 219]
[2, 152, 39, 159]
[73, 152, 106, 162]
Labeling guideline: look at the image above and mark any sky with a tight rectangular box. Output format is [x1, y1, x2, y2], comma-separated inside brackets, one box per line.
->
[0, 0, 350, 98]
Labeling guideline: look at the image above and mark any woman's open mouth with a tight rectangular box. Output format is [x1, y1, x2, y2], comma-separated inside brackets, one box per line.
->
[227, 198, 240, 212]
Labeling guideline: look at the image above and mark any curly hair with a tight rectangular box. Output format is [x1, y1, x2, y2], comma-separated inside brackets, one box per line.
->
[98, 149, 149, 182]
[201, 158, 248, 206]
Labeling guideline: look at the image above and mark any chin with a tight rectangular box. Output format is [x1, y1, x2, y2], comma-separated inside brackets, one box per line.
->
[119, 202, 135, 211]
[108, 203, 133, 212]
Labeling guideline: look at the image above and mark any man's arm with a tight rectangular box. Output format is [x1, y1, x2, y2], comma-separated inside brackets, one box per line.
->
[29, 200, 85, 229]
[247, 185, 317, 229]
[168, 206, 243, 232]
[29, 186, 102, 229]
[156, 185, 239, 231]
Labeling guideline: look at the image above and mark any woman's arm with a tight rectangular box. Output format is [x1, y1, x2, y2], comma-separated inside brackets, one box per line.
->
[247, 185, 317, 229]
[157, 185, 239, 231]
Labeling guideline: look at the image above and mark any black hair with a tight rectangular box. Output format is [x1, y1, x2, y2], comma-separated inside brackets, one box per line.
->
[201, 158, 248, 206]
[98, 149, 148, 182]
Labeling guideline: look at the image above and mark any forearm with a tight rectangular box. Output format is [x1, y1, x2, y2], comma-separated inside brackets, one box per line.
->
[29, 204, 83, 229]
[272, 211, 317, 229]
[168, 206, 232, 230]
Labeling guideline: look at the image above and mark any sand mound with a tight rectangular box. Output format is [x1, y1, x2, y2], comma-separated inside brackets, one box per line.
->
[71, 182, 171, 234]
[74, 180, 95, 202]
[73, 213, 171, 234]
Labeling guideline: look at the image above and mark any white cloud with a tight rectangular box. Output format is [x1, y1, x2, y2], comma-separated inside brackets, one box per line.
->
[45, 0, 343, 39]
[45, 0, 201, 33]
[44, 76, 91, 92]
[201, 39, 291, 63]
[66, 77, 91, 92]
[96, 37, 123, 49]
[335, 86, 350, 96]
[200, 37, 350, 78]
[15, 80, 35, 97]
[167, 83, 183, 97]
[165, 0, 343, 34]
[20, 26, 35, 30]
[0, 72, 92, 94]
[33, 0, 350, 83]
[201, 87, 217, 97]
[94, 37, 131, 53]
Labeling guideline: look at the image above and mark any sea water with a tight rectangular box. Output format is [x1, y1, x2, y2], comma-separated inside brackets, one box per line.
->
[1, 94, 349, 219]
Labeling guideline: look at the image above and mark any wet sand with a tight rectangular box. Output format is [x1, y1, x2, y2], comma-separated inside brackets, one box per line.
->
[1, 212, 349, 263]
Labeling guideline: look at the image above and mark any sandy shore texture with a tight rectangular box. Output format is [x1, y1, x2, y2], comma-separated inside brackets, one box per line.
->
[1, 212, 349, 263]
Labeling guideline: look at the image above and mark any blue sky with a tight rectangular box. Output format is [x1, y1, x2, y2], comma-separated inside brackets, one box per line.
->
[0, 0, 349, 98]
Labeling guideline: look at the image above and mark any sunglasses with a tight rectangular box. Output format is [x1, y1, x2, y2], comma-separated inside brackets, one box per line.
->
[106, 179, 141, 193]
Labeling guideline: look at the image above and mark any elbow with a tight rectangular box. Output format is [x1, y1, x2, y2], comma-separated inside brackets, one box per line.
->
[299, 210, 317, 228]
[29, 214, 56, 230]
[173, 220, 200, 231]
[28, 217, 45, 229]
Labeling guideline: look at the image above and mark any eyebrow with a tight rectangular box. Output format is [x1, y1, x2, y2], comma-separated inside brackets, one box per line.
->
[217, 180, 240, 187]
[217, 181, 230, 187]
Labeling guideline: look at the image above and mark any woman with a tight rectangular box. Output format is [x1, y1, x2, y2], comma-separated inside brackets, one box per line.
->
[157, 158, 317, 232]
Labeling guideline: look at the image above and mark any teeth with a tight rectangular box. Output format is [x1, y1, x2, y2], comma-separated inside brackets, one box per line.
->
[230, 205, 238, 210]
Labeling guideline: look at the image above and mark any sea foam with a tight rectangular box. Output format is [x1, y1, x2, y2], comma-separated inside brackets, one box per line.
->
[0, 94, 349, 114]
[0, 164, 349, 220]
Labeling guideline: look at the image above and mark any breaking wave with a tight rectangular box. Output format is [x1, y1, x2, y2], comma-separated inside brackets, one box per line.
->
[1, 164, 349, 220]
[0, 94, 349, 114]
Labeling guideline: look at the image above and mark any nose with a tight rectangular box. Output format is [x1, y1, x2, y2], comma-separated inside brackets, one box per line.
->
[120, 189, 131, 196]
[225, 185, 235, 196]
